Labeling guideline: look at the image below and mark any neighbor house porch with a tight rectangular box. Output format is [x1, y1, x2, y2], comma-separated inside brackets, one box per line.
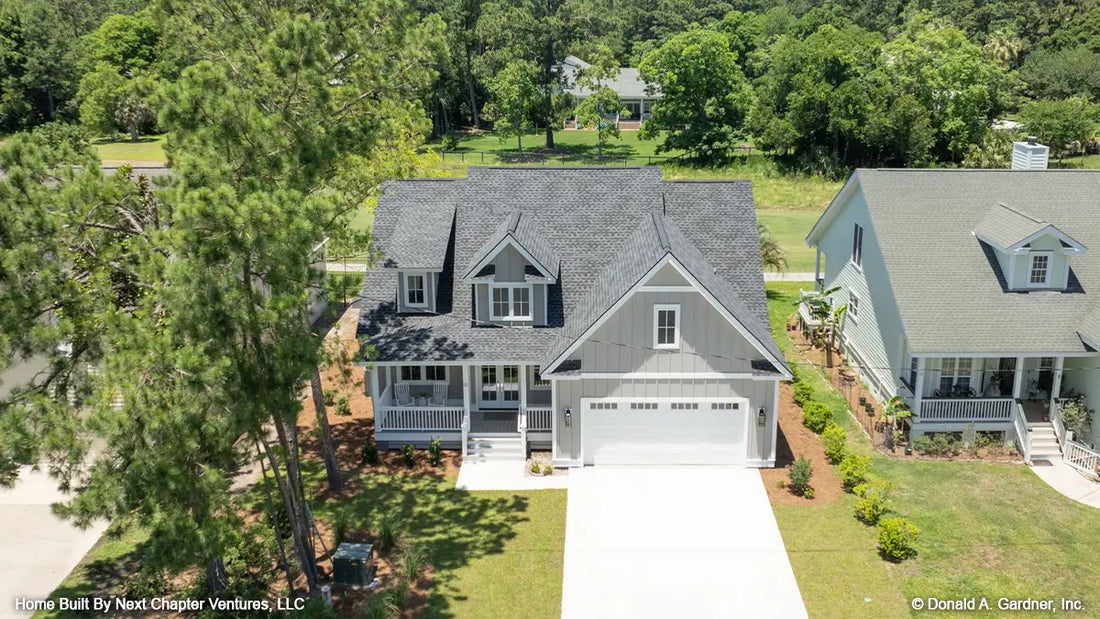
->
[367, 362, 553, 454]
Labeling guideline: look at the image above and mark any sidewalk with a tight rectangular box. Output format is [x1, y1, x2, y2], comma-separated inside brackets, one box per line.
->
[1030, 459, 1100, 509]
[763, 272, 816, 282]
[455, 461, 570, 491]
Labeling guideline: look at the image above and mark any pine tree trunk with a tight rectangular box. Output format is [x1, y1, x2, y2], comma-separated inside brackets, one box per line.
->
[311, 372, 343, 490]
[266, 421, 319, 596]
[206, 558, 228, 593]
[543, 37, 555, 150]
[257, 441, 295, 594]
[465, 48, 479, 130]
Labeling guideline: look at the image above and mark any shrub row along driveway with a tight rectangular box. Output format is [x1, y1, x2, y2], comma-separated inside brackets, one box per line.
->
[562, 467, 807, 618]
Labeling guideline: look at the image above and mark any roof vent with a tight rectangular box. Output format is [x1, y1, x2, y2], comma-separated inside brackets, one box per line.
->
[1012, 138, 1049, 170]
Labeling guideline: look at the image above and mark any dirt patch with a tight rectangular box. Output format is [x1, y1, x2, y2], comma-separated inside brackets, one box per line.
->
[761, 381, 844, 506]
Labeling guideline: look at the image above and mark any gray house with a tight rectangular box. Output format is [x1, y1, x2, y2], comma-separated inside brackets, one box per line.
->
[357, 167, 790, 467]
[805, 165, 1100, 470]
[558, 56, 659, 130]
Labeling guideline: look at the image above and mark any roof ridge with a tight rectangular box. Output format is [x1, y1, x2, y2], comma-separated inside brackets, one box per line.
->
[507, 211, 521, 234]
[995, 202, 1046, 224]
[651, 212, 671, 251]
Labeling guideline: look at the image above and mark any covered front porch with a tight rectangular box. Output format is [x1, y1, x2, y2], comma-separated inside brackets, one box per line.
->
[368, 362, 553, 453]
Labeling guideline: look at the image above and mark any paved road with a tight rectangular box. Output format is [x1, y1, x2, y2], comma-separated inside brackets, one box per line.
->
[0, 467, 107, 618]
[561, 467, 807, 619]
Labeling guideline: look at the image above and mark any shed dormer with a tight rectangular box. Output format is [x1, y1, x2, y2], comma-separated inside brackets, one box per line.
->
[464, 212, 559, 326]
[973, 203, 1087, 291]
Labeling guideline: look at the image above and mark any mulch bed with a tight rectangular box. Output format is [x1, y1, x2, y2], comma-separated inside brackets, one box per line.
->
[761, 381, 844, 506]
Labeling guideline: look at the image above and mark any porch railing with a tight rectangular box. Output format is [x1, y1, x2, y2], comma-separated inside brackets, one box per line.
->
[1010, 399, 1031, 461]
[527, 407, 552, 431]
[919, 397, 1014, 421]
[1051, 401, 1069, 446]
[1063, 441, 1100, 478]
[377, 406, 465, 431]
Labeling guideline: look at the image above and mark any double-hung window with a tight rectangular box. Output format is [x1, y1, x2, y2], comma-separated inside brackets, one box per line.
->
[851, 223, 864, 268]
[654, 304, 680, 349]
[405, 274, 426, 307]
[400, 365, 447, 382]
[1028, 252, 1051, 286]
[489, 285, 532, 320]
[848, 289, 860, 321]
[938, 358, 973, 395]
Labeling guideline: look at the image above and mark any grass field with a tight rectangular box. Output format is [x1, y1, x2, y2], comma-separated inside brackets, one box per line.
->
[432, 128, 681, 165]
[93, 135, 167, 163]
[765, 282, 1100, 618]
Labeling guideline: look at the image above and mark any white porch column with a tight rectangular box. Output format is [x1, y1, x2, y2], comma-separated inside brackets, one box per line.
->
[913, 357, 926, 420]
[370, 367, 382, 430]
[769, 380, 780, 464]
[1012, 356, 1025, 399]
[519, 364, 529, 454]
[550, 378, 558, 463]
[1049, 357, 1065, 416]
[814, 247, 822, 291]
[461, 364, 471, 457]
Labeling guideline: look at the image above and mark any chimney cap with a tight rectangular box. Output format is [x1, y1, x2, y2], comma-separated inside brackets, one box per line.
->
[1027, 135, 1038, 145]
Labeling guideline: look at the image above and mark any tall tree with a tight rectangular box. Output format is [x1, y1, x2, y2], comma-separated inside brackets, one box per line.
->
[157, 0, 444, 595]
[484, 60, 539, 152]
[573, 44, 626, 157]
[1018, 98, 1098, 160]
[0, 0, 78, 130]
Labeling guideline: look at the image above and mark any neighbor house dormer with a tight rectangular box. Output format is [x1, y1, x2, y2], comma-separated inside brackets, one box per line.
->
[973, 203, 1087, 292]
[463, 212, 558, 326]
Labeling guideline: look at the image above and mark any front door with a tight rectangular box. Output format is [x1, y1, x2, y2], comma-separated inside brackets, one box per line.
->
[479, 365, 520, 409]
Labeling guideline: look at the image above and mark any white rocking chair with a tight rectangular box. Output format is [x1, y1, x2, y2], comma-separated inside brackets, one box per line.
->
[395, 383, 412, 406]
[430, 383, 447, 407]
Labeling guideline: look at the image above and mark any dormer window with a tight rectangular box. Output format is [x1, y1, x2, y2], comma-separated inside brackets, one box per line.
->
[405, 274, 426, 306]
[490, 284, 532, 320]
[654, 304, 680, 349]
[1028, 252, 1051, 287]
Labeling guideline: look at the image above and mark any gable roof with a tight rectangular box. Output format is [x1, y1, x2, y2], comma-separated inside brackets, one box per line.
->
[462, 211, 560, 281]
[358, 167, 784, 371]
[558, 57, 656, 100]
[973, 203, 1086, 251]
[813, 169, 1100, 355]
[540, 212, 787, 373]
[372, 179, 459, 270]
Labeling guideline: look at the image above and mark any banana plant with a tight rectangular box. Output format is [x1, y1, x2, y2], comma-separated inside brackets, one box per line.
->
[805, 286, 847, 368]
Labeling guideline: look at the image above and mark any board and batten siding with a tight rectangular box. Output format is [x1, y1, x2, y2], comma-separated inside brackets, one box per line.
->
[1006, 235, 1068, 290]
[395, 270, 438, 313]
[553, 378, 777, 464]
[815, 186, 906, 402]
[490, 244, 528, 282]
[570, 290, 761, 374]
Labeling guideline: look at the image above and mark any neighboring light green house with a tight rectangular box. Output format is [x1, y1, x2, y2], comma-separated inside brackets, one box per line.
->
[805, 167, 1100, 469]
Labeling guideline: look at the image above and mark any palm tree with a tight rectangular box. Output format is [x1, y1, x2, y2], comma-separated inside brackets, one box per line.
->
[758, 222, 787, 272]
[983, 28, 1024, 66]
[805, 285, 847, 368]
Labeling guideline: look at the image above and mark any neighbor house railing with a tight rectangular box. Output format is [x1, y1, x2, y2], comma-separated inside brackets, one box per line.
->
[920, 397, 1014, 422]
[1011, 399, 1031, 461]
[1063, 441, 1100, 477]
[527, 407, 552, 431]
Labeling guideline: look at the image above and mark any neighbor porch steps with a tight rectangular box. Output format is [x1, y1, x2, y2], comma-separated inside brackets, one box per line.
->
[466, 435, 525, 463]
[1029, 422, 1061, 460]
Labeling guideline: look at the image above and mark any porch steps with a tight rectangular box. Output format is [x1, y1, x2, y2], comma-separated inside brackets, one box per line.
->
[1029, 423, 1061, 460]
[466, 436, 525, 462]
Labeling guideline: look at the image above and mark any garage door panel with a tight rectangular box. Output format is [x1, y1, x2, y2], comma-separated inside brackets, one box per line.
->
[582, 399, 747, 465]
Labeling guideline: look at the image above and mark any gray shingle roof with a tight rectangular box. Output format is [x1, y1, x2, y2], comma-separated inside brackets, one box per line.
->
[973, 203, 1051, 248]
[462, 211, 561, 280]
[559, 56, 657, 100]
[853, 169, 1100, 354]
[372, 179, 459, 270]
[358, 167, 784, 370]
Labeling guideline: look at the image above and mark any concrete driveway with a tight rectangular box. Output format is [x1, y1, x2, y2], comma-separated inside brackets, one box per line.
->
[0, 466, 107, 618]
[561, 467, 807, 619]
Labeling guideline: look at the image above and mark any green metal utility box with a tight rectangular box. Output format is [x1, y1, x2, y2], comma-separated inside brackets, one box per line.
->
[333, 543, 375, 586]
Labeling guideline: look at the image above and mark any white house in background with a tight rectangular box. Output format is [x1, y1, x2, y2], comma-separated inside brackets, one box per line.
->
[356, 167, 790, 468]
[558, 56, 660, 130]
[804, 146, 1100, 473]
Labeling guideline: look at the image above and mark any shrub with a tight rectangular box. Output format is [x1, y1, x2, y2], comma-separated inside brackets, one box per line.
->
[361, 440, 379, 465]
[401, 444, 416, 468]
[323, 389, 337, 406]
[385, 578, 409, 613]
[333, 509, 350, 545]
[802, 401, 832, 434]
[792, 382, 814, 407]
[124, 567, 167, 599]
[853, 483, 890, 525]
[787, 457, 814, 497]
[542, 462, 554, 476]
[823, 424, 847, 464]
[838, 453, 871, 492]
[335, 396, 352, 416]
[376, 513, 401, 553]
[877, 517, 919, 562]
[912, 433, 961, 457]
[428, 436, 443, 467]
[399, 542, 429, 582]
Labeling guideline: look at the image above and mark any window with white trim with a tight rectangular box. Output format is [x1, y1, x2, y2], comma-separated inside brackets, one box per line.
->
[654, 304, 680, 349]
[530, 365, 550, 389]
[1028, 252, 1050, 286]
[489, 284, 532, 320]
[938, 357, 973, 394]
[851, 223, 864, 268]
[848, 289, 860, 320]
[405, 274, 426, 306]
[399, 365, 447, 382]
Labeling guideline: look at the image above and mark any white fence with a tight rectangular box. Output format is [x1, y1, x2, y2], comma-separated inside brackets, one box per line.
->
[1052, 399, 1100, 477]
[377, 407, 465, 431]
[527, 407, 552, 431]
[1011, 400, 1031, 462]
[920, 398, 1014, 422]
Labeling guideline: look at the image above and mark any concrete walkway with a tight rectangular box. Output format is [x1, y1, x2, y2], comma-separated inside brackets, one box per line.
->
[562, 467, 807, 619]
[1030, 459, 1100, 508]
[455, 460, 570, 491]
[0, 466, 108, 618]
[763, 272, 816, 282]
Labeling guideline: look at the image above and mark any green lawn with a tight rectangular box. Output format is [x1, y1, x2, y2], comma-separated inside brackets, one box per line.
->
[310, 473, 566, 618]
[34, 525, 151, 619]
[433, 128, 679, 165]
[765, 282, 1100, 618]
[93, 135, 168, 163]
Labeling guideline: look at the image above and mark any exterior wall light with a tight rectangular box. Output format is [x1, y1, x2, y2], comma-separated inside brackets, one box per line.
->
[758, 407, 767, 427]
[564, 407, 572, 427]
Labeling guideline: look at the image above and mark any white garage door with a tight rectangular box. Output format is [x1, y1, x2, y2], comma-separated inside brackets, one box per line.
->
[581, 398, 748, 465]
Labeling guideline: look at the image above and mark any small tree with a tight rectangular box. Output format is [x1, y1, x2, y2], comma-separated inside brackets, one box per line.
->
[758, 222, 787, 273]
[1018, 98, 1097, 160]
[484, 61, 539, 154]
[805, 286, 847, 368]
[884, 395, 912, 447]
